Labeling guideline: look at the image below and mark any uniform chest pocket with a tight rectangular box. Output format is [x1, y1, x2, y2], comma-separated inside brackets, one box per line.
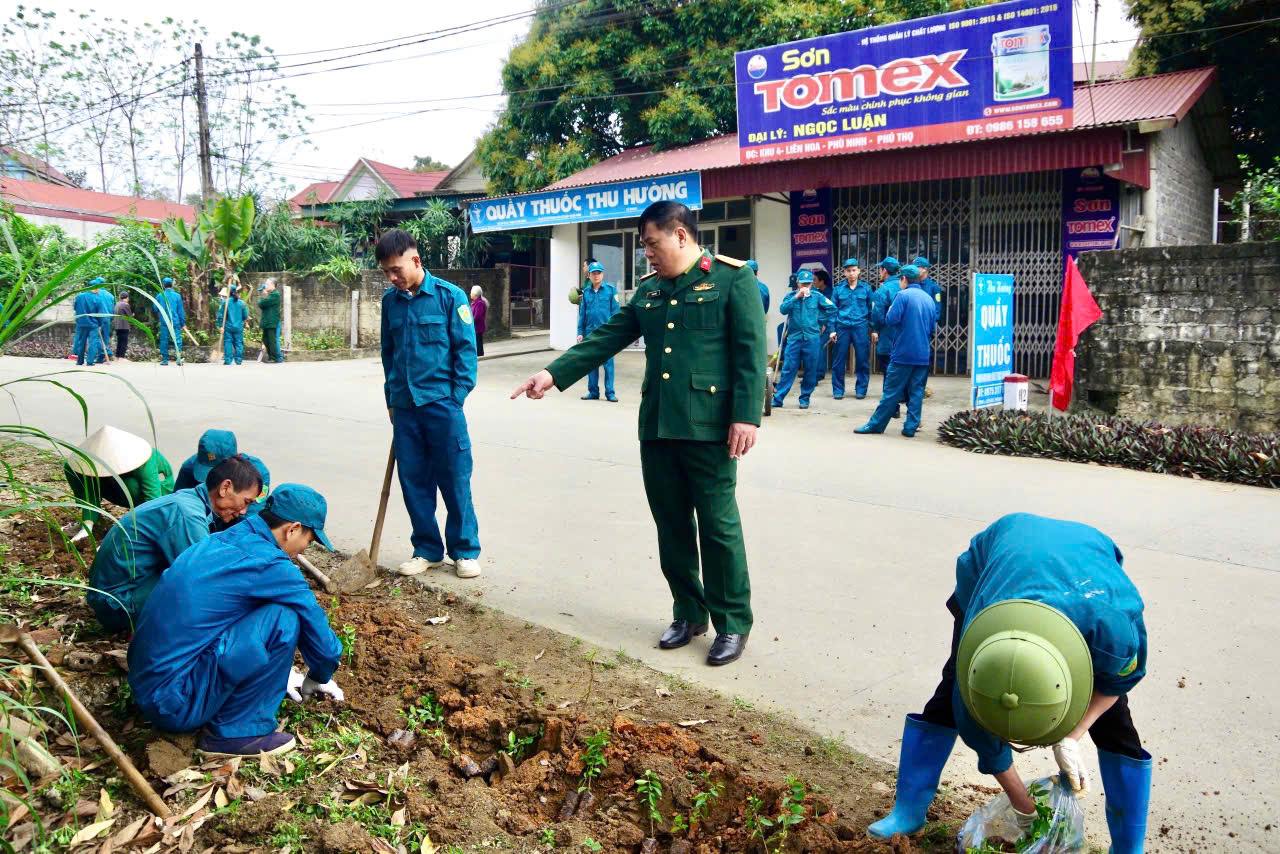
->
[682, 291, 720, 330]
[411, 314, 447, 342]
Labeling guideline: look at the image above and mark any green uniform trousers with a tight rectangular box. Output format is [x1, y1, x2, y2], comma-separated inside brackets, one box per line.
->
[639, 438, 752, 635]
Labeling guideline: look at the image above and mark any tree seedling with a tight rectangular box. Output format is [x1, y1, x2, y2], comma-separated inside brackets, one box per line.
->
[689, 778, 724, 828]
[581, 839, 602, 852]
[669, 813, 689, 836]
[634, 770, 663, 837]
[538, 827, 556, 848]
[337, 623, 357, 665]
[577, 730, 609, 795]
[765, 775, 808, 854]
[503, 730, 535, 763]
[744, 794, 769, 846]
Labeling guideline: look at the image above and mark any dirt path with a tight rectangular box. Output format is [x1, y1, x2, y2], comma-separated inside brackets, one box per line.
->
[0, 444, 1010, 853]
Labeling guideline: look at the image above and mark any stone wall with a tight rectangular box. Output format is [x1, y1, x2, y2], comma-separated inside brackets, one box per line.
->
[1150, 120, 1214, 246]
[1075, 242, 1280, 433]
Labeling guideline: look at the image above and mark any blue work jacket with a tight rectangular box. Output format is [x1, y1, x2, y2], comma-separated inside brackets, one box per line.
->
[884, 284, 937, 366]
[161, 289, 186, 328]
[832, 282, 871, 328]
[577, 283, 618, 337]
[73, 291, 99, 329]
[779, 289, 837, 342]
[128, 514, 343, 718]
[218, 297, 248, 332]
[870, 283, 899, 356]
[951, 513, 1147, 773]
[96, 290, 114, 330]
[757, 280, 770, 314]
[87, 485, 214, 628]
[381, 272, 478, 409]
[922, 277, 943, 321]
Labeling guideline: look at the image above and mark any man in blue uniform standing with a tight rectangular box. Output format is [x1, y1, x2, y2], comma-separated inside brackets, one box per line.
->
[378, 229, 482, 580]
[158, 277, 186, 366]
[128, 484, 345, 758]
[92, 283, 113, 364]
[869, 258, 903, 417]
[219, 284, 248, 365]
[87, 455, 263, 633]
[868, 513, 1151, 854]
[576, 260, 620, 402]
[856, 264, 936, 437]
[913, 256, 943, 397]
[829, 258, 872, 400]
[746, 260, 768, 313]
[72, 278, 106, 366]
[812, 269, 834, 383]
[771, 269, 836, 410]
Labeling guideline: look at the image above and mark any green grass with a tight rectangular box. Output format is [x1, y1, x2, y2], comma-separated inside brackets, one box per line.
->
[268, 820, 307, 852]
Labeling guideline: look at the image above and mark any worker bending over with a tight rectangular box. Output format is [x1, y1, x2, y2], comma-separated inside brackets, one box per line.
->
[128, 484, 344, 757]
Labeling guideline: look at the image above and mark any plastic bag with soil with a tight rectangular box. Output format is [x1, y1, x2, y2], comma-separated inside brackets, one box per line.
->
[955, 776, 1085, 853]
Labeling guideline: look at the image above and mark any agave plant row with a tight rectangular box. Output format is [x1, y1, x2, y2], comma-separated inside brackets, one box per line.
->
[937, 410, 1280, 489]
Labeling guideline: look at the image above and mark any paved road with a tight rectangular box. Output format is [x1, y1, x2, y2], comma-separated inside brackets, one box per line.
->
[4, 352, 1277, 850]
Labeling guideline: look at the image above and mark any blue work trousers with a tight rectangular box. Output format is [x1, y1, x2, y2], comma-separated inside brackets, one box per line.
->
[586, 358, 615, 398]
[158, 324, 182, 364]
[74, 324, 103, 366]
[831, 325, 870, 398]
[865, 363, 929, 433]
[772, 336, 820, 406]
[223, 329, 243, 364]
[815, 330, 831, 380]
[392, 399, 480, 561]
[140, 604, 299, 738]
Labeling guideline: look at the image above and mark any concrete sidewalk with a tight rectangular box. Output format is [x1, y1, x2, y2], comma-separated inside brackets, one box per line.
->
[3, 351, 1275, 851]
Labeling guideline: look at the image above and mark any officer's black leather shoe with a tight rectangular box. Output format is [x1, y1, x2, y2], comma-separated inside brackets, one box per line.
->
[706, 633, 748, 666]
[658, 620, 708, 649]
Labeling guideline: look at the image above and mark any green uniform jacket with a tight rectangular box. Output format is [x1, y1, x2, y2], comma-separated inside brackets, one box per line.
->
[258, 290, 281, 328]
[547, 251, 766, 442]
[64, 448, 175, 524]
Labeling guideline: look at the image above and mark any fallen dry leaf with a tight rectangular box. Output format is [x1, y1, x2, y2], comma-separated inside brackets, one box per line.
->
[281, 757, 296, 775]
[257, 751, 280, 776]
[97, 787, 114, 821]
[534, 648, 545, 661]
[214, 788, 228, 809]
[391, 807, 406, 827]
[677, 719, 711, 728]
[7, 803, 28, 826]
[226, 776, 245, 800]
[178, 788, 213, 820]
[364, 579, 382, 589]
[162, 768, 204, 786]
[616, 698, 643, 711]
[68, 818, 114, 847]
[111, 815, 147, 846]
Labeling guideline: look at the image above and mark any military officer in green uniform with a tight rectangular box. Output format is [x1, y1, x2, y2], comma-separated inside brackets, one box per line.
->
[512, 201, 766, 666]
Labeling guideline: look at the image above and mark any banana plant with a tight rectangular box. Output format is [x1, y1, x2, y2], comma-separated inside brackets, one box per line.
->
[160, 195, 256, 333]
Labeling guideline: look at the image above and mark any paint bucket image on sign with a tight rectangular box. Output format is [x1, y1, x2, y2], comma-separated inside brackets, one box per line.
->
[992, 25, 1051, 101]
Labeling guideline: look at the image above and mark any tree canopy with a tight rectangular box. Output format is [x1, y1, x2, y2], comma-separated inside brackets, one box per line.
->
[475, 0, 1002, 196]
[1125, 0, 1278, 168]
[410, 155, 452, 173]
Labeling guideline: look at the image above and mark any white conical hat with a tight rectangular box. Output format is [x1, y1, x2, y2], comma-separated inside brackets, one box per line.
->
[66, 426, 153, 477]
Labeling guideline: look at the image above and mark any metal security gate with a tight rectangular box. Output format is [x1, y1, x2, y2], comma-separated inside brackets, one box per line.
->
[832, 180, 972, 375]
[972, 171, 1063, 378]
[833, 172, 1064, 378]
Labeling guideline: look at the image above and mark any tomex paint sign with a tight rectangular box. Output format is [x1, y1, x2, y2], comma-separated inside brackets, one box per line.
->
[734, 0, 1073, 164]
[1062, 166, 1120, 261]
[789, 189, 833, 274]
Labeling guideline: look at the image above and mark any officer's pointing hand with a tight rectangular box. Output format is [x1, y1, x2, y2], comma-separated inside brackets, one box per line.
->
[727, 423, 757, 460]
[512, 370, 555, 400]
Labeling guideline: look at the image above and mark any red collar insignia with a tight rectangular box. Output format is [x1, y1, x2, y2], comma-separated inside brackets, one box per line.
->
[699, 255, 711, 272]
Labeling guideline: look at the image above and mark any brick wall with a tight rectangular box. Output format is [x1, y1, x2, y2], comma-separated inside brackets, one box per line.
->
[1151, 121, 1214, 246]
[1075, 243, 1280, 433]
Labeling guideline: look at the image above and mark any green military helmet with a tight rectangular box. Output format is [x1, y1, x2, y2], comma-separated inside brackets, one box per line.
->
[568, 286, 582, 305]
[956, 599, 1093, 746]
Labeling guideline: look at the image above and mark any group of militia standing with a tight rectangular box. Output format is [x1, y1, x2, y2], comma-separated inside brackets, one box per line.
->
[70, 275, 287, 365]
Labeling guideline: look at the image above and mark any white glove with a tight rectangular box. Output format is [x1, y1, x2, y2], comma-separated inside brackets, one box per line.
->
[285, 668, 305, 702]
[300, 675, 345, 702]
[1053, 737, 1090, 794]
[1013, 805, 1038, 834]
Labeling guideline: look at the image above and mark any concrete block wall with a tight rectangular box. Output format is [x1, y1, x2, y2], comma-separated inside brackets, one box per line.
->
[240, 267, 511, 349]
[1076, 242, 1280, 433]
[1150, 120, 1214, 246]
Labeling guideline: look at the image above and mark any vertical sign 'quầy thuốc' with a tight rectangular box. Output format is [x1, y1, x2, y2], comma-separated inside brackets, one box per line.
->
[972, 273, 1015, 408]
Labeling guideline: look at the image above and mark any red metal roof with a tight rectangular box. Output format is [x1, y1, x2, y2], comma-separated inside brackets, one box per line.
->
[290, 181, 339, 206]
[0, 177, 196, 224]
[364, 161, 451, 197]
[545, 68, 1216, 193]
[1, 146, 77, 188]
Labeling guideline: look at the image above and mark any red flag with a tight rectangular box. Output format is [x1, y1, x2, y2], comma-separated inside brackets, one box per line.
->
[1049, 255, 1102, 411]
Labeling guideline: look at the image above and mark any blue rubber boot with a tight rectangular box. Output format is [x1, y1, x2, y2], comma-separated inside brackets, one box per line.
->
[868, 714, 957, 838]
[1098, 748, 1152, 853]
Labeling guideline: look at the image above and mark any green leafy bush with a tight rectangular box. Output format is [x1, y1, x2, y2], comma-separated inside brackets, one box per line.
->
[292, 329, 347, 351]
[938, 410, 1279, 488]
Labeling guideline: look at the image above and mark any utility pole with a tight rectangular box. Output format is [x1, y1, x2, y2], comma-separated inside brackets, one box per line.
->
[194, 42, 215, 211]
